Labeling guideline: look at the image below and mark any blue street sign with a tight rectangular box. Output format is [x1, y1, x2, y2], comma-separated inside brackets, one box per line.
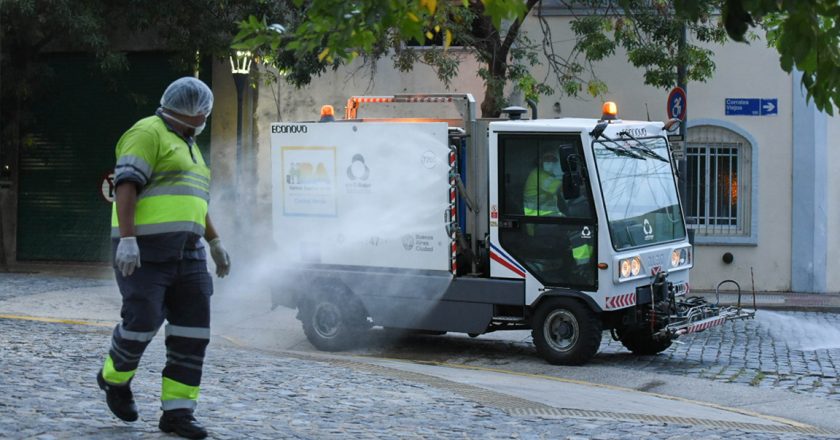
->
[667, 87, 687, 120]
[760, 98, 778, 115]
[725, 98, 778, 116]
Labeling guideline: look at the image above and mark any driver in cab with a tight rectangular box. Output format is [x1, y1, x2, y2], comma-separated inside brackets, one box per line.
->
[523, 149, 567, 219]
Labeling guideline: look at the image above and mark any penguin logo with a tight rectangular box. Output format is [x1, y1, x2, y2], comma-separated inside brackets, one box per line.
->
[347, 153, 370, 181]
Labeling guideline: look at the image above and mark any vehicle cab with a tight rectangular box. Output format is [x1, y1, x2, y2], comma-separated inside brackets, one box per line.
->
[488, 103, 690, 310]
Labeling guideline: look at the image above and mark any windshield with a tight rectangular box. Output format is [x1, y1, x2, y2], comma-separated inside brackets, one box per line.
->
[593, 136, 686, 250]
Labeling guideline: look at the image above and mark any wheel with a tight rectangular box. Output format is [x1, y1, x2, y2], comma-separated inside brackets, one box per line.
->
[301, 291, 367, 351]
[531, 297, 602, 365]
[616, 326, 673, 355]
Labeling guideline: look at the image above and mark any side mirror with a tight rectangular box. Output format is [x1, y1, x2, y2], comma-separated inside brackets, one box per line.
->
[589, 121, 608, 139]
[563, 155, 583, 199]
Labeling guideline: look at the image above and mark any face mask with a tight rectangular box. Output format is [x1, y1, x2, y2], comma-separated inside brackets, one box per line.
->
[543, 161, 563, 177]
[192, 122, 206, 137]
[161, 111, 206, 137]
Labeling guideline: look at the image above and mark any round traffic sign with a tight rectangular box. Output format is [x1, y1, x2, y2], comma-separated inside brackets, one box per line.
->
[667, 87, 687, 120]
[100, 171, 115, 203]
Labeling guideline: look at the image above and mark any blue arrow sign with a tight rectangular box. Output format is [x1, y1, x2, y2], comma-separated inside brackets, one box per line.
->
[760, 98, 777, 115]
[725, 98, 778, 116]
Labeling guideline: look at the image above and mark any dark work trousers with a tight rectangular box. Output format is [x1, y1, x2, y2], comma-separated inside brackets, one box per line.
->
[106, 258, 212, 411]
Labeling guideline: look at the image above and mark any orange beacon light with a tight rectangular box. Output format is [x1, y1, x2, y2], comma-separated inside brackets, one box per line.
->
[601, 101, 618, 120]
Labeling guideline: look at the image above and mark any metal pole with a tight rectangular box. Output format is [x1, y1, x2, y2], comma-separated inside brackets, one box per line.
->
[233, 74, 247, 190]
[233, 73, 248, 236]
[676, 21, 696, 244]
[677, 21, 688, 209]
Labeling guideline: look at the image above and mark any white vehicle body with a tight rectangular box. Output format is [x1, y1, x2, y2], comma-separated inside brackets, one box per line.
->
[485, 118, 691, 310]
[269, 94, 750, 365]
[270, 122, 452, 272]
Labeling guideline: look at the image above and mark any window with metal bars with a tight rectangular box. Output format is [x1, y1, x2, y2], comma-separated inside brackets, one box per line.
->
[685, 126, 751, 237]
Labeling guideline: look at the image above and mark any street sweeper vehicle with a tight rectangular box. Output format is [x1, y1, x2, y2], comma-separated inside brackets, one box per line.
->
[269, 94, 755, 365]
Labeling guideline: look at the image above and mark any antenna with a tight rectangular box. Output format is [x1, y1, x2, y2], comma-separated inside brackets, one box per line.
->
[645, 103, 651, 121]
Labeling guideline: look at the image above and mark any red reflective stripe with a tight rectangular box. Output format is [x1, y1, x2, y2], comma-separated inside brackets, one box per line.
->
[686, 317, 725, 334]
[605, 293, 636, 309]
[490, 252, 525, 278]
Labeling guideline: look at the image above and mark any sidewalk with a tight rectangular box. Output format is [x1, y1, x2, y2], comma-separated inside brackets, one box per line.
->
[696, 290, 840, 311]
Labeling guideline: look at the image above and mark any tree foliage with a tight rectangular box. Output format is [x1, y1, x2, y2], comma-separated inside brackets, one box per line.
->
[682, 0, 840, 115]
[234, 1, 732, 117]
[235, 0, 558, 117]
[571, 1, 726, 89]
[0, 0, 291, 180]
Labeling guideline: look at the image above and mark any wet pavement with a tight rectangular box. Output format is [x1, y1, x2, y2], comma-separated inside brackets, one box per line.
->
[1, 269, 839, 438]
[0, 317, 828, 440]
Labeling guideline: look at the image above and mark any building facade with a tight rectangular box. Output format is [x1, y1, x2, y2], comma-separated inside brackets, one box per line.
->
[3, 10, 837, 295]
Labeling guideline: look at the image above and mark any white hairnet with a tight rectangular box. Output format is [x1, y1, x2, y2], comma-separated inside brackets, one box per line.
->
[160, 77, 214, 116]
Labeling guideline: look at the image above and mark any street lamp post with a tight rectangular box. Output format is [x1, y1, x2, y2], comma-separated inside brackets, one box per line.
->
[230, 51, 252, 194]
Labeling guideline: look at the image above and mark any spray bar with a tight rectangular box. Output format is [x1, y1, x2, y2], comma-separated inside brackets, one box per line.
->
[655, 278, 757, 339]
[666, 306, 756, 337]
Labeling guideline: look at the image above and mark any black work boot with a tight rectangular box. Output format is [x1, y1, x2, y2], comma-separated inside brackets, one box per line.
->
[96, 369, 138, 422]
[159, 409, 207, 439]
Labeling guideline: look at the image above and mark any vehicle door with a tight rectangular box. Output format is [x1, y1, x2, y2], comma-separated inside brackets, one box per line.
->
[497, 133, 598, 291]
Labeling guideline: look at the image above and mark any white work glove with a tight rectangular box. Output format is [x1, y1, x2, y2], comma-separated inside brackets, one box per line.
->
[115, 237, 141, 277]
[209, 238, 231, 278]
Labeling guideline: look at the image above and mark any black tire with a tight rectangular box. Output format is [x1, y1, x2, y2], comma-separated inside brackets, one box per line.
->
[301, 291, 367, 351]
[531, 297, 602, 365]
[616, 326, 673, 355]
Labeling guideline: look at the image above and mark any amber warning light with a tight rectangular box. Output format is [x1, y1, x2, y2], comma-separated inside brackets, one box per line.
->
[601, 101, 618, 120]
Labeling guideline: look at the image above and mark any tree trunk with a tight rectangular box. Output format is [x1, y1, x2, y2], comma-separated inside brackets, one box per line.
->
[480, 62, 506, 118]
[473, 0, 538, 118]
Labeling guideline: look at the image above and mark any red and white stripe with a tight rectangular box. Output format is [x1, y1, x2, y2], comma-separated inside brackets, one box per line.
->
[604, 293, 636, 310]
[350, 96, 454, 104]
[449, 150, 457, 275]
[399, 96, 453, 103]
[682, 316, 726, 335]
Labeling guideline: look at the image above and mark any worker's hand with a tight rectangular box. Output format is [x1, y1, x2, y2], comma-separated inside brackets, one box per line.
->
[115, 237, 141, 277]
[209, 238, 231, 278]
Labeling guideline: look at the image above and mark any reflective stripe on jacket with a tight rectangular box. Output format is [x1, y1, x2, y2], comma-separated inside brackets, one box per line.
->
[110, 116, 210, 238]
[523, 168, 562, 217]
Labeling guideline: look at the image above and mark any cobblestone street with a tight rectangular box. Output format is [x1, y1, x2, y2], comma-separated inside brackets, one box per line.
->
[596, 311, 840, 399]
[0, 317, 825, 440]
[0, 273, 111, 301]
[1, 272, 840, 438]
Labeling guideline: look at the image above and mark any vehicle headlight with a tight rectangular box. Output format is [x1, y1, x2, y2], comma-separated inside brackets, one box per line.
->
[620, 259, 632, 278]
[630, 256, 641, 276]
[619, 256, 642, 279]
[671, 248, 689, 267]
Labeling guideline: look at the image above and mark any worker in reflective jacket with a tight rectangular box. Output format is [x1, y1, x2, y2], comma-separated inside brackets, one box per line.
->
[96, 77, 230, 440]
[523, 150, 592, 270]
[523, 149, 567, 218]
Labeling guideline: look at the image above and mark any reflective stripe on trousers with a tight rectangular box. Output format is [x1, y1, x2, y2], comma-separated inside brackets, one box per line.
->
[100, 259, 212, 408]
